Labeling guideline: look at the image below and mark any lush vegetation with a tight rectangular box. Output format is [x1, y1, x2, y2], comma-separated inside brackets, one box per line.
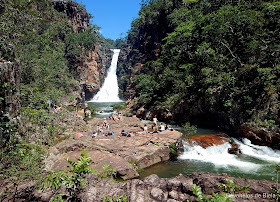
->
[0, 0, 109, 185]
[192, 179, 251, 202]
[120, 0, 279, 132]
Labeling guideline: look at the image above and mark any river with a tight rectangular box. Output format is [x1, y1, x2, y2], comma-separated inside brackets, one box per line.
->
[87, 102, 280, 182]
[87, 48, 280, 182]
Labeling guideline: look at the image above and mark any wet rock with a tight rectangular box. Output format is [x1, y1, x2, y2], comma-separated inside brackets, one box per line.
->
[228, 143, 241, 154]
[187, 134, 229, 148]
[240, 123, 280, 149]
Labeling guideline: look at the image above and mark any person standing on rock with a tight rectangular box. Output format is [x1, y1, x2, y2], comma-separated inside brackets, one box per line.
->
[144, 124, 148, 135]
[153, 116, 158, 131]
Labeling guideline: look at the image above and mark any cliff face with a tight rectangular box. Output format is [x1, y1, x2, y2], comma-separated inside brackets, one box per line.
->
[117, 2, 178, 100]
[79, 47, 112, 100]
[52, 0, 112, 100]
[51, 0, 90, 33]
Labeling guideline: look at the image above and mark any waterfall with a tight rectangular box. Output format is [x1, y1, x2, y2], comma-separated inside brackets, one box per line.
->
[90, 49, 122, 102]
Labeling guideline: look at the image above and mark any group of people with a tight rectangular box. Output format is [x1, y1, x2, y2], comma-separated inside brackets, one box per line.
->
[143, 116, 172, 135]
[71, 102, 92, 122]
[94, 119, 113, 138]
[71, 102, 173, 139]
[109, 112, 123, 121]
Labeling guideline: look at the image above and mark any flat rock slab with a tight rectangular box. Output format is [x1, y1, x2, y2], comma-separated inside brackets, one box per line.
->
[93, 130, 182, 169]
[45, 116, 182, 180]
[51, 150, 139, 180]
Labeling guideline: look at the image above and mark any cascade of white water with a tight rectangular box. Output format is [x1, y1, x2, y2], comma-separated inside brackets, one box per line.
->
[234, 138, 280, 163]
[179, 141, 261, 172]
[90, 49, 122, 102]
[179, 137, 280, 172]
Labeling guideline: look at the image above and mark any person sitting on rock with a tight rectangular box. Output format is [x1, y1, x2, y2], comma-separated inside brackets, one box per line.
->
[106, 121, 110, 129]
[87, 110, 91, 118]
[159, 123, 165, 132]
[102, 118, 108, 128]
[111, 114, 116, 121]
[97, 125, 103, 135]
[120, 129, 127, 136]
[92, 131, 97, 138]
[117, 113, 123, 121]
[166, 124, 170, 130]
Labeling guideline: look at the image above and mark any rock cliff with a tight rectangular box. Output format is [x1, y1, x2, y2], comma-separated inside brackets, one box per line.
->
[52, 0, 112, 100]
[51, 0, 90, 33]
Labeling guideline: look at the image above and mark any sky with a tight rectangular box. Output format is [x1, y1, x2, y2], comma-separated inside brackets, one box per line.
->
[74, 0, 142, 40]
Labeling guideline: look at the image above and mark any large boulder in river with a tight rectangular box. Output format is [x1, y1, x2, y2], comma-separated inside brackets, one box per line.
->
[186, 134, 229, 148]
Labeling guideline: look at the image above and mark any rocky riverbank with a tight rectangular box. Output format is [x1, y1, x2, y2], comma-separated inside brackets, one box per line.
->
[44, 114, 182, 180]
[1, 108, 279, 201]
[3, 172, 278, 201]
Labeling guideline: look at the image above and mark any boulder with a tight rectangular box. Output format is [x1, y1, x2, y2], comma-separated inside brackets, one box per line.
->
[187, 134, 229, 148]
[227, 143, 241, 155]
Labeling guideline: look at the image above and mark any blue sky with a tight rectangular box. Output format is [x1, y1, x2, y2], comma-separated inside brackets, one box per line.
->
[74, 0, 142, 40]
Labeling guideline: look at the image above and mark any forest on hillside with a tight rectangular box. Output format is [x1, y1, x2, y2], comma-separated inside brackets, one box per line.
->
[0, 0, 113, 183]
[119, 0, 280, 141]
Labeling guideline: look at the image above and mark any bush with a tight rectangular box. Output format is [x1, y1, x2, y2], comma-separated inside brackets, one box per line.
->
[192, 184, 232, 202]
[0, 143, 47, 182]
[40, 149, 95, 201]
[102, 194, 127, 202]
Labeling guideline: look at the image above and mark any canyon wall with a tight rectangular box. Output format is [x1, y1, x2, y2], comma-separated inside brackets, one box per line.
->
[52, 0, 112, 100]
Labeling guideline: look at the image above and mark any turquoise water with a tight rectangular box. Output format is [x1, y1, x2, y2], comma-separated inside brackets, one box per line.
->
[138, 158, 277, 181]
[87, 101, 124, 118]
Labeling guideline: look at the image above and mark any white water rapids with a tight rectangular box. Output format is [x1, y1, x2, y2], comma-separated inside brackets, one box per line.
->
[90, 49, 122, 102]
[179, 138, 280, 172]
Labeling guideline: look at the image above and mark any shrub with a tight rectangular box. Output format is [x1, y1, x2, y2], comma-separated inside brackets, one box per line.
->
[40, 149, 95, 201]
[102, 194, 127, 202]
[191, 184, 232, 202]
